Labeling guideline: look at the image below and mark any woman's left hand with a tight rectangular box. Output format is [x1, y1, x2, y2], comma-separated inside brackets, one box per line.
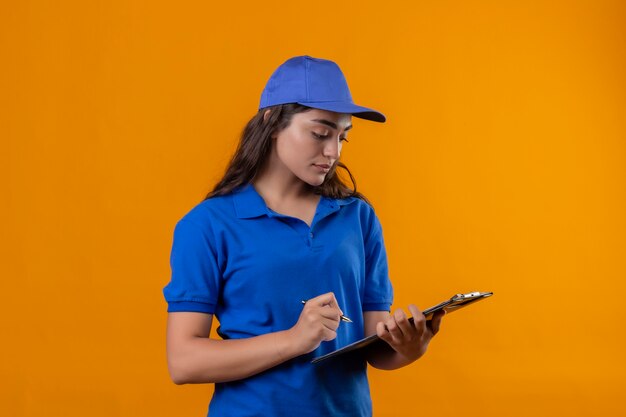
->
[375, 304, 445, 361]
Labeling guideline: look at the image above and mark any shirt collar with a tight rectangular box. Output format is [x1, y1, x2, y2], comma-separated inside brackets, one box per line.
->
[232, 183, 357, 219]
[232, 183, 268, 219]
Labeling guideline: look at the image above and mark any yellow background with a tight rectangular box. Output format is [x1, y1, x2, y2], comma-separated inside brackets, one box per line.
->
[2, 0, 625, 415]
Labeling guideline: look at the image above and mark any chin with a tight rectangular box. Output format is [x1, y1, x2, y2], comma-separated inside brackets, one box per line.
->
[302, 175, 326, 187]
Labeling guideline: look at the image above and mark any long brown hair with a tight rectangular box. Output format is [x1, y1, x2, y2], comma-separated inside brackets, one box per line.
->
[204, 103, 370, 204]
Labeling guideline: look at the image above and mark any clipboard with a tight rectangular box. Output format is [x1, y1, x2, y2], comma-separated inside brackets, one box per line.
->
[311, 291, 493, 364]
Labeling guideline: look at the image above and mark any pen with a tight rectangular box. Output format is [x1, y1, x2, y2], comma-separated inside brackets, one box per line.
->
[301, 300, 353, 323]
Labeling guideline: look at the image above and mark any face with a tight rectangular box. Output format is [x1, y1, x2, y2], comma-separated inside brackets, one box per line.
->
[270, 108, 352, 187]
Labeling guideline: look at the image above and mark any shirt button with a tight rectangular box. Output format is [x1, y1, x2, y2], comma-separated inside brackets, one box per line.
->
[309, 232, 314, 238]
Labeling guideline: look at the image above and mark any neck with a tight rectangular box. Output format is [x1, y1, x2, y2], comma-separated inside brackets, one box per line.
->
[252, 153, 316, 206]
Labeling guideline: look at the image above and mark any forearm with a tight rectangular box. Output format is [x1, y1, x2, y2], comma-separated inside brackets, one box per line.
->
[168, 329, 300, 384]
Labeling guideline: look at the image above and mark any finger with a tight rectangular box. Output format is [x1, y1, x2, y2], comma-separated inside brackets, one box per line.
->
[407, 304, 426, 335]
[407, 304, 423, 321]
[311, 292, 342, 315]
[385, 315, 404, 342]
[393, 308, 413, 338]
[311, 292, 337, 307]
[376, 321, 391, 341]
[322, 328, 337, 342]
[317, 306, 342, 321]
[429, 310, 445, 335]
[320, 316, 341, 331]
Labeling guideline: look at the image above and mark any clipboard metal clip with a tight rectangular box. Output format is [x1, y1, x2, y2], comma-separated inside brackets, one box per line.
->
[454, 291, 482, 300]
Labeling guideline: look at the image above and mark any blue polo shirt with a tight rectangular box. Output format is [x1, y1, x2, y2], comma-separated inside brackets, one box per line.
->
[163, 183, 393, 417]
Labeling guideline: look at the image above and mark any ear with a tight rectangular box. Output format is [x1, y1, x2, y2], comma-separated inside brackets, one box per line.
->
[263, 109, 271, 123]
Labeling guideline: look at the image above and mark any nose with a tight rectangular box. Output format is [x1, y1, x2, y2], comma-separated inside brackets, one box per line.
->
[322, 137, 341, 161]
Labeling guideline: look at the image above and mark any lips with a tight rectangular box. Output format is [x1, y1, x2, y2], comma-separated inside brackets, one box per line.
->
[313, 163, 331, 173]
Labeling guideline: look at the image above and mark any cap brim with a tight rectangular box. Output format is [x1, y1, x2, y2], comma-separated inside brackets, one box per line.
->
[296, 101, 386, 123]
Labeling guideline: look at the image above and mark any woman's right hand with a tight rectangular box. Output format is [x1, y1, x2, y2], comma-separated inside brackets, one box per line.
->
[288, 292, 343, 355]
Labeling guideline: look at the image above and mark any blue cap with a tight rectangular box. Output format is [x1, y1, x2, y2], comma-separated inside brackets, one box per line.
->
[259, 55, 386, 123]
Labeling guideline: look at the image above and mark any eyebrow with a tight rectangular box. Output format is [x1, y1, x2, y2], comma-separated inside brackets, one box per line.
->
[310, 119, 353, 132]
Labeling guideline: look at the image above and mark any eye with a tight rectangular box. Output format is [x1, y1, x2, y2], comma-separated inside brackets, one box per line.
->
[311, 132, 329, 139]
[312, 132, 349, 142]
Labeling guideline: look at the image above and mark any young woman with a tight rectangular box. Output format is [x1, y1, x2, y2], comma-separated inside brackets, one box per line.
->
[163, 55, 445, 417]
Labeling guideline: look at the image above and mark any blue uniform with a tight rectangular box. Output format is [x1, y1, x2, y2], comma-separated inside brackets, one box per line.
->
[163, 183, 393, 417]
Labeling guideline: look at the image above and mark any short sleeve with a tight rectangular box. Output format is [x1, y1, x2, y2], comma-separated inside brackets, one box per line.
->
[362, 211, 394, 312]
[162, 218, 222, 314]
